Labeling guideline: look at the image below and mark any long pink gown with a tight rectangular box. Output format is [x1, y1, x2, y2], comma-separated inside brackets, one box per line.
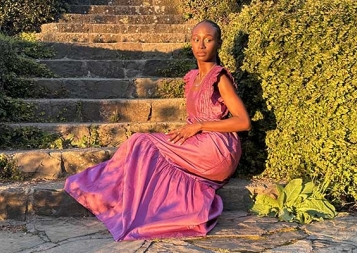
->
[64, 65, 242, 241]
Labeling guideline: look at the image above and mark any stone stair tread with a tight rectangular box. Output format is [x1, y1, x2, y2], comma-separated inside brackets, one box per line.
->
[2, 122, 185, 151]
[27, 77, 184, 99]
[17, 98, 187, 123]
[0, 178, 260, 220]
[41, 23, 192, 34]
[36, 32, 189, 44]
[58, 13, 189, 24]
[5, 121, 185, 127]
[45, 43, 190, 60]
[67, 5, 179, 15]
[44, 41, 189, 56]
[38, 58, 194, 78]
[30, 77, 181, 81]
[22, 97, 185, 102]
[67, 0, 179, 5]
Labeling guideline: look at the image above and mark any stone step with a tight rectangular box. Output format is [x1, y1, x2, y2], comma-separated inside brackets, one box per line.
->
[30, 77, 184, 99]
[41, 23, 192, 35]
[0, 178, 266, 220]
[58, 13, 188, 25]
[67, 0, 179, 6]
[38, 59, 194, 78]
[46, 42, 190, 60]
[4, 121, 185, 149]
[67, 5, 179, 15]
[37, 31, 189, 44]
[18, 98, 186, 123]
[0, 148, 115, 180]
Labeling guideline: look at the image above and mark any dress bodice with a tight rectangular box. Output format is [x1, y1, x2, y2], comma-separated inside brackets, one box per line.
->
[184, 65, 237, 123]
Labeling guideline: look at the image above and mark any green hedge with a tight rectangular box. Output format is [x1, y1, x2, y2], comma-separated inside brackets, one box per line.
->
[223, 0, 357, 202]
[0, 0, 67, 36]
[179, 0, 250, 23]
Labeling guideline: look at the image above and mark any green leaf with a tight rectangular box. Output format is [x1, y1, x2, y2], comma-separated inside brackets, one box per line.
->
[296, 198, 337, 219]
[276, 184, 285, 209]
[284, 178, 303, 207]
[279, 207, 294, 222]
[251, 194, 279, 216]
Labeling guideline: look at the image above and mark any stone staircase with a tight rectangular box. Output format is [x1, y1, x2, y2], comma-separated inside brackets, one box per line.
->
[0, 0, 270, 220]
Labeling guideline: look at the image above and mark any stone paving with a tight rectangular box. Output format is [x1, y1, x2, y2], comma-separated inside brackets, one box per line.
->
[1, 211, 356, 252]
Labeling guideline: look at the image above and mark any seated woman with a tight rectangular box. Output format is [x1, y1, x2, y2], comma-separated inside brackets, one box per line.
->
[64, 20, 251, 241]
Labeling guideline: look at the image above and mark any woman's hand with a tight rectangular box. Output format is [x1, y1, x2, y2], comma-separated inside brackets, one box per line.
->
[166, 123, 202, 145]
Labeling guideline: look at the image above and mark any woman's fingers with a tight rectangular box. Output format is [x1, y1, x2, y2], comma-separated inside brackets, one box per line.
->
[166, 130, 186, 144]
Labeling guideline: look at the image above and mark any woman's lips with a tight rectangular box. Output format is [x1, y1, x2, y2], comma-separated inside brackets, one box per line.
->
[196, 52, 206, 56]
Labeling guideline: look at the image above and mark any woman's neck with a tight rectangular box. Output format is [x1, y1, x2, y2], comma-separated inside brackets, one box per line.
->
[197, 62, 217, 79]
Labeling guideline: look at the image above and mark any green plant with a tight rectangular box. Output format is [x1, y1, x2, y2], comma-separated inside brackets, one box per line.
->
[223, 0, 357, 203]
[179, 0, 249, 23]
[157, 59, 196, 78]
[156, 79, 185, 98]
[0, 0, 67, 36]
[0, 154, 24, 181]
[251, 178, 337, 224]
[0, 125, 60, 149]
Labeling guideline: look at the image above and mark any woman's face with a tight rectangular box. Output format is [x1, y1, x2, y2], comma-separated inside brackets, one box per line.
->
[191, 22, 221, 63]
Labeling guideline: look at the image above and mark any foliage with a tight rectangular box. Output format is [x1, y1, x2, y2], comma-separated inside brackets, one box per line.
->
[179, 0, 250, 23]
[156, 79, 185, 98]
[0, 154, 24, 181]
[0, 0, 67, 36]
[224, 0, 357, 202]
[251, 178, 337, 224]
[0, 125, 60, 150]
[0, 124, 105, 150]
[157, 59, 196, 78]
[0, 33, 56, 122]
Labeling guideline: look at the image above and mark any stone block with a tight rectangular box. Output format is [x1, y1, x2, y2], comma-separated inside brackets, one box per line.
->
[12, 151, 62, 179]
[86, 60, 125, 78]
[97, 123, 128, 147]
[150, 98, 186, 122]
[61, 148, 113, 174]
[0, 188, 27, 220]
[32, 188, 91, 217]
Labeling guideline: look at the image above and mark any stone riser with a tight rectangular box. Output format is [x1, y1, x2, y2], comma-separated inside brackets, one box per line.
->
[21, 98, 186, 123]
[67, 5, 179, 15]
[41, 23, 192, 35]
[58, 14, 188, 24]
[47, 42, 190, 60]
[0, 178, 255, 220]
[37, 32, 189, 44]
[67, 0, 179, 6]
[0, 148, 115, 180]
[5, 121, 185, 149]
[39, 59, 194, 78]
[31, 77, 183, 99]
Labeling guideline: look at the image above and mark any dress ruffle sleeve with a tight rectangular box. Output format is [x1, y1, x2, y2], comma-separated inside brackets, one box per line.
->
[207, 66, 237, 104]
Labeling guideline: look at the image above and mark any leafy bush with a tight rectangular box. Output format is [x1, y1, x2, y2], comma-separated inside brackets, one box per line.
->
[251, 178, 337, 224]
[0, 154, 24, 181]
[179, 0, 250, 23]
[223, 0, 357, 203]
[0, 125, 60, 150]
[0, 33, 55, 122]
[0, 0, 67, 36]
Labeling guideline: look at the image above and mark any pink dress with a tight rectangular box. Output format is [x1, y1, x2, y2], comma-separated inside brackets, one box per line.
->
[64, 65, 242, 241]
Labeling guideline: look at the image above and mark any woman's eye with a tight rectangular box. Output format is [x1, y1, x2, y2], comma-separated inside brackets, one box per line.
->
[191, 38, 213, 43]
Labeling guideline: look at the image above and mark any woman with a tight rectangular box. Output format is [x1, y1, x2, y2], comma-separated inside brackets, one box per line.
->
[64, 20, 251, 241]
